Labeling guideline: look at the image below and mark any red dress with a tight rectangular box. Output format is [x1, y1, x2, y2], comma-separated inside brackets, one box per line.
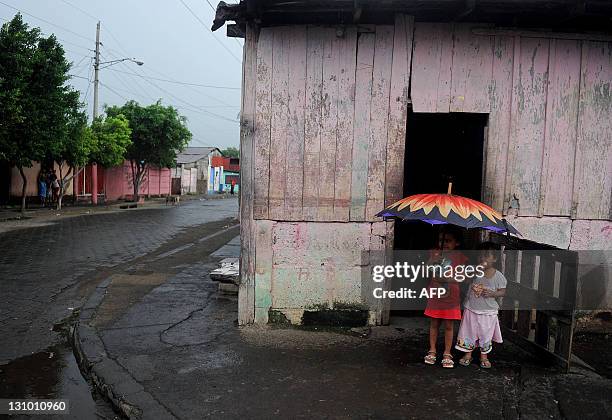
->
[424, 251, 468, 320]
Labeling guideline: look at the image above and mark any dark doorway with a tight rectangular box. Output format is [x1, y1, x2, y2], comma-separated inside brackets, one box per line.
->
[0, 162, 10, 205]
[389, 111, 488, 320]
[393, 112, 488, 251]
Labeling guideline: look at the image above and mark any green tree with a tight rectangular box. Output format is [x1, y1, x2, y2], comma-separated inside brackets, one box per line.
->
[48, 112, 132, 210]
[90, 114, 132, 167]
[0, 14, 80, 212]
[221, 147, 239, 158]
[106, 100, 191, 202]
[47, 106, 90, 210]
[0, 15, 43, 212]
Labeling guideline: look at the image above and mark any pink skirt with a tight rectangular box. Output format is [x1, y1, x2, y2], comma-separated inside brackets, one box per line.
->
[455, 309, 502, 354]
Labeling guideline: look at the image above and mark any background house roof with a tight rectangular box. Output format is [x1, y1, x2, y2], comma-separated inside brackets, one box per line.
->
[176, 147, 221, 164]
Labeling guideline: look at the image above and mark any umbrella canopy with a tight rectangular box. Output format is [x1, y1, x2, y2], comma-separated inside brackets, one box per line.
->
[377, 186, 519, 235]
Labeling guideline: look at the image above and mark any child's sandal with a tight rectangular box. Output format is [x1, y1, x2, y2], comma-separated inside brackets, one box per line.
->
[480, 359, 492, 369]
[458, 356, 472, 367]
[424, 351, 437, 365]
[441, 354, 454, 368]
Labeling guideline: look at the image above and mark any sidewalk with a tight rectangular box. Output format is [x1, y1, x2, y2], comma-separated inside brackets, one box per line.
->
[0, 194, 229, 233]
[74, 239, 612, 419]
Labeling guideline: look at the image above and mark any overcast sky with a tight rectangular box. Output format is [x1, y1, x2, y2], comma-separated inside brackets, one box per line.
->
[0, 0, 242, 149]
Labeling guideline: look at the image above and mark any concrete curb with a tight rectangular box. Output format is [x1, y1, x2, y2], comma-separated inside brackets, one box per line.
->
[71, 277, 175, 420]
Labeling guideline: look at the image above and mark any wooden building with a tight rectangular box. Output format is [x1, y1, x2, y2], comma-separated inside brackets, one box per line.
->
[213, 0, 612, 325]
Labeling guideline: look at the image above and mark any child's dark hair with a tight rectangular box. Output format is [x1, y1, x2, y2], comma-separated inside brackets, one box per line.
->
[440, 225, 463, 244]
[478, 241, 501, 266]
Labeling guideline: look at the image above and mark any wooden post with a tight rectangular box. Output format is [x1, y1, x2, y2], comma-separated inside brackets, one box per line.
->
[238, 22, 259, 325]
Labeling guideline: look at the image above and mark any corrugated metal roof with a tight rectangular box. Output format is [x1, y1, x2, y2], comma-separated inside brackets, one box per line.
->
[176, 147, 220, 164]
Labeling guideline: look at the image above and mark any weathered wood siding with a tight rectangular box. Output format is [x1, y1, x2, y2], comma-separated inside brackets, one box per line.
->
[238, 24, 258, 325]
[253, 19, 414, 223]
[241, 18, 611, 324]
[412, 23, 612, 220]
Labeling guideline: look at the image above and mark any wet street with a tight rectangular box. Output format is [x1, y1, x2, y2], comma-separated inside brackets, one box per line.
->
[0, 198, 238, 418]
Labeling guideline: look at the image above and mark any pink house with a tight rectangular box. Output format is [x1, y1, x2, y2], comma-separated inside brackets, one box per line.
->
[75, 161, 171, 202]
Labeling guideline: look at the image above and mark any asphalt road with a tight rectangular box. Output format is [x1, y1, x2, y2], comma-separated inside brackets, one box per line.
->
[0, 197, 238, 418]
[0, 197, 238, 364]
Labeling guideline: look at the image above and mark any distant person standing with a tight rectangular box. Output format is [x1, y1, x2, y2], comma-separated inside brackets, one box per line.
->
[230, 179, 236, 195]
[45, 171, 53, 203]
[50, 171, 60, 203]
[38, 175, 47, 207]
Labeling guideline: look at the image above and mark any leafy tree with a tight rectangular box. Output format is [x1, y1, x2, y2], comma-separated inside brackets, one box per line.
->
[0, 15, 43, 212]
[47, 106, 90, 210]
[221, 147, 239, 158]
[0, 14, 80, 212]
[48, 112, 132, 210]
[106, 100, 191, 202]
[90, 114, 132, 167]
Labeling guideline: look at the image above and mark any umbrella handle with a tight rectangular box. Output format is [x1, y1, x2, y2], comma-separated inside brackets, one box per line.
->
[447, 182, 453, 195]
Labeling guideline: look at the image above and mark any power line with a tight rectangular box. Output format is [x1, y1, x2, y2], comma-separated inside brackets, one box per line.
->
[71, 54, 90, 70]
[106, 67, 240, 90]
[99, 49, 239, 109]
[71, 58, 93, 77]
[136, 73, 239, 123]
[99, 81, 217, 147]
[1, 15, 93, 53]
[103, 48, 159, 102]
[58, 0, 98, 22]
[130, 60, 239, 108]
[177, 0, 241, 63]
[190, 138, 215, 147]
[106, 66, 157, 103]
[99, 80, 129, 101]
[83, 64, 94, 102]
[0, 0, 92, 42]
[95, 73, 236, 139]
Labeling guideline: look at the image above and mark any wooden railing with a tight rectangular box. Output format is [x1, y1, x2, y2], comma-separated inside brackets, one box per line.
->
[490, 233, 578, 372]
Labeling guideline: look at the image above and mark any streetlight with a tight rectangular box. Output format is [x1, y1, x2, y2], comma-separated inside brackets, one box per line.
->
[89, 21, 144, 206]
[99, 58, 144, 70]
[92, 22, 144, 120]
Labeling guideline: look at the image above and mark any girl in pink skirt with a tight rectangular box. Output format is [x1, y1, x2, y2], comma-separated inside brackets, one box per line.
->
[455, 242, 507, 368]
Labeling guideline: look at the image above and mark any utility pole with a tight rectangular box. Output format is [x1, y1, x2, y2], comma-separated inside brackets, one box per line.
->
[93, 21, 100, 119]
[91, 21, 101, 205]
[86, 22, 141, 205]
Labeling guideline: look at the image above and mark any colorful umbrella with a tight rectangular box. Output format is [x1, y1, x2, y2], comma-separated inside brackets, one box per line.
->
[377, 183, 519, 235]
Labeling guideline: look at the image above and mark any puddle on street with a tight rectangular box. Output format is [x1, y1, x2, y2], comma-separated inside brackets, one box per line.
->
[0, 343, 119, 419]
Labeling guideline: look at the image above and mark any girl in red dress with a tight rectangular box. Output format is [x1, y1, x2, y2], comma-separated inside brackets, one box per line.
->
[423, 228, 467, 368]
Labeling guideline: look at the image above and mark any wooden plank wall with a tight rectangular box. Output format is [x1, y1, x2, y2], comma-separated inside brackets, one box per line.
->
[238, 23, 259, 325]
[253, 17, 415, 223]
[411, 23, 612, 220]
[573, 41, 612, 220]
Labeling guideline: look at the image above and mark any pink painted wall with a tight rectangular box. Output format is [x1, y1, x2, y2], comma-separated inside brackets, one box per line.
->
[10, 162, 73, 197]
[103, 161, 171, 201]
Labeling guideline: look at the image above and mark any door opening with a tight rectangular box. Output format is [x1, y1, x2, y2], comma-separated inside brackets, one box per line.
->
[389, 111, 488, 320]
[394, 111, 488, 251]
